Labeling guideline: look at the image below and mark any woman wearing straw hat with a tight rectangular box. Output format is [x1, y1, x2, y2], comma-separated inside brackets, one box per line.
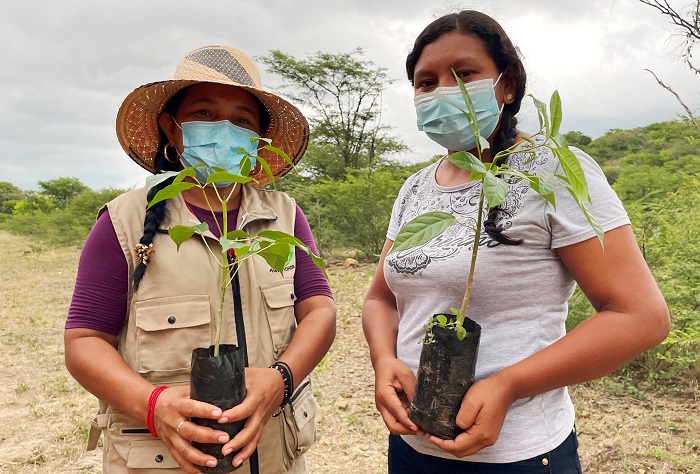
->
[64, 45, 336, 474]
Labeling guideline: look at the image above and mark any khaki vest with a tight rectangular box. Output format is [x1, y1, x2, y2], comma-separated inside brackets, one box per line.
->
[88, 185, 317, 473]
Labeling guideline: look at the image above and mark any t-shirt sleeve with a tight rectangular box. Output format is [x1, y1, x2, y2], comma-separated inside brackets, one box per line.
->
[65, 209, 129, 335]
[293, 205, 334, 302]
[386, 175, 416, 241]
[547, 147, 631, 249]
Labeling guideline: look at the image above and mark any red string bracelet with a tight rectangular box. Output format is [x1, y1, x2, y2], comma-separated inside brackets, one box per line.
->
[146, 386, 169, 438]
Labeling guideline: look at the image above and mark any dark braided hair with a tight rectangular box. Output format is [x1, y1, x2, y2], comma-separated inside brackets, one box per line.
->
[406, 10, 527, 245]
[131, 90, 187, 292]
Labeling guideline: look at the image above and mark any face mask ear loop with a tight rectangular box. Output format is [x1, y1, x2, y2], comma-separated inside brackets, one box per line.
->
[493, 72, 504, 88]
[494, 72, 506, 114]
[171, 116, 183, 131]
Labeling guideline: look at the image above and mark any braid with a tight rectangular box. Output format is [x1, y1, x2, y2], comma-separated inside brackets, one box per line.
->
[131, 173, 175, 292]
[483, 108, 523, 246]
[131, 89, 189, 292]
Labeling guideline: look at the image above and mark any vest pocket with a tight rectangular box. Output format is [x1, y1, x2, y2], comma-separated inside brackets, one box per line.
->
[260, 279, 297, 357]
[126, 439, 180, 470]
[134, 295, 211, 379]
[280, 378, 320, 468]
[104, 408, 180, 472]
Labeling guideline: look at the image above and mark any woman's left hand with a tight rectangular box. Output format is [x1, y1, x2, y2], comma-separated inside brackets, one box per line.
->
[429, 374, 514, 457]
[216, 367, 285, 468]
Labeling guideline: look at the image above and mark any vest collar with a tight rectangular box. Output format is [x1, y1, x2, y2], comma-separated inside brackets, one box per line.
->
[170, 184, 280, 240]
[237, 184, 279, 230]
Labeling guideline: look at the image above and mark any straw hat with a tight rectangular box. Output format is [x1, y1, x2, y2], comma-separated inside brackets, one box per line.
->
[116, 45, 309, 186]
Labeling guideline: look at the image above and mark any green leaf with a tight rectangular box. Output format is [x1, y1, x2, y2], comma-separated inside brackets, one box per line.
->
[168, 225, 196, 250]
[148, 182, 198, 209]
[450, 307, 461, 318]
[173, 167, 197, 184]
[226, 230, 250, 241]
[447, 152, 487, 179]
[257, 230, 305, 248]
[550, 91, 563, 138]
[565, 187, 604, 245]
[554, 146, 590, 204]
[537, 169, 559, 196]
[453, 71, 482, 150]
[232, 245, 252, 259]
[482, 171, 509, 208]
[435, 315, 448, 326]
[529, 94, 549, 134]
[478, 135, 491, 151]
[512, 169, 557, 208]
[239, 154, 252, 177]
[257, 242, 295, 273]
[309, 253, 329, 281]
[455, 325, 467, 341]
[146, 171, 180, 189]
[551, 132, 568, 148]
[192, 222, 209, 235]
[220, 237, 249, 253]
[205, 171, 252, 185]
[256, 156, 276, 187]
[262, 144, 294, 166]
[390, 212, 457, 254]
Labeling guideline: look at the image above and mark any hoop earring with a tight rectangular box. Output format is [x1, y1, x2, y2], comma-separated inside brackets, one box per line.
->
[163, 144, 179, 164]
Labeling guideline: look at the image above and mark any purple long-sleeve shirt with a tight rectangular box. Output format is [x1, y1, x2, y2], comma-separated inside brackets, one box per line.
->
[66, 203, 332, 335]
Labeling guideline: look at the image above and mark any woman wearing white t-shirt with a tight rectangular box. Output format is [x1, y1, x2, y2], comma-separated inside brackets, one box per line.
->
[362, 10, 670, 474]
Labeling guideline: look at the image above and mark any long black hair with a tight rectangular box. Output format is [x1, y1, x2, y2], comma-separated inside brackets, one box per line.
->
[406, 10, 526, 245]
[130, 89, 187, 292]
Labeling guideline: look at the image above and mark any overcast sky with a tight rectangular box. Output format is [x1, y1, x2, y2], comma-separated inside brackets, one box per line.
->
[2, 0, 698, 190]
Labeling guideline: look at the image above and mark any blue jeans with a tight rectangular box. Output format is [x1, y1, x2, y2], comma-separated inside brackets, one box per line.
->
[388, 428, 582, 474]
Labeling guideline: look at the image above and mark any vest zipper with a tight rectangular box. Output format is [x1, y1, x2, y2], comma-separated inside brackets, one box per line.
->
[287, 379, 311, 416]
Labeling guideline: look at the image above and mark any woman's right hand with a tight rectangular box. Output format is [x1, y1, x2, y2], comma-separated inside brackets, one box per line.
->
[373, 357, 424, 435]
[64, 330, 231, 473]
[153, 386, 232, 473]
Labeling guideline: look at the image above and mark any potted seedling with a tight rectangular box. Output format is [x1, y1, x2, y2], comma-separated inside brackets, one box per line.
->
[389, 73, 603, 439]
[146, 138, 326, 473]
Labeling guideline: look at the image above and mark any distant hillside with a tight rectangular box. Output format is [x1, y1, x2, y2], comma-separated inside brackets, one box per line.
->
[569, 120, 700, 203]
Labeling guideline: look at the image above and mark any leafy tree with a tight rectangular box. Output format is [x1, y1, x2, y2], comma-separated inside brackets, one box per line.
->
[38, 177, 89, 209]
[0, 182, 25, 214]
[628, 177, 700, 377]
[285, 159, 434, 259]
[563, 130, 592, 148]
[0, 186, 124, 246]
[304, 168, 409, 259]
[11, 192, 56, 214]
[566, 119, 700, 380]
[260, 49, 407, 179]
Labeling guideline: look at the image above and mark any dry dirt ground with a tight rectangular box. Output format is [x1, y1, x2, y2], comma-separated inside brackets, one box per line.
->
[0, 230, 697, 473]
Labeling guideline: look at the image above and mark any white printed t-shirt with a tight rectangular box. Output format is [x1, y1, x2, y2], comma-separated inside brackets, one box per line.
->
[384, 137, 630, 463]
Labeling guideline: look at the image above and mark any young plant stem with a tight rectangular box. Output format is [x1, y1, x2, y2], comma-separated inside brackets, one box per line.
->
[459, 189, 486, 326]
[214, 185, 231, 358]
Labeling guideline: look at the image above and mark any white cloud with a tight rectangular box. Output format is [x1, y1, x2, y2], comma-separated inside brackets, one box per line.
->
[1, 0, 697, 190]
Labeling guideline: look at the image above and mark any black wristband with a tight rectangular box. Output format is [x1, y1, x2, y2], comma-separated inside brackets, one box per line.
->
[275, 360, 294, 393]
[270, 362, 293, 416]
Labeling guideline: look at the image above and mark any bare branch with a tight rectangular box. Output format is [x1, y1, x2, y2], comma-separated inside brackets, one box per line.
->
[640, 0, 700, 41]
[645, 68, 700, 131]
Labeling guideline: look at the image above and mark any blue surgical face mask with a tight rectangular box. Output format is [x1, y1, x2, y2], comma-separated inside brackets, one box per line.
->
[175, 120, 259, 185]
[414, 74, 503, 152]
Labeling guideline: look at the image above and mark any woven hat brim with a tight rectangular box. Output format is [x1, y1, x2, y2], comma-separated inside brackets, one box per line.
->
[115, 79, 309, 187]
